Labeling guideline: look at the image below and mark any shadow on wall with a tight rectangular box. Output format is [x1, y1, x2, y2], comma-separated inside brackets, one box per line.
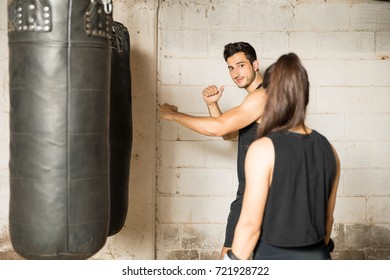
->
[90, 42, 157, 260]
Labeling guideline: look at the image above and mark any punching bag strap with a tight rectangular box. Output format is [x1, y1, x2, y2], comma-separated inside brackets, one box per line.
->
[86, 0, 113, 39]
[111, 22, 128, 53]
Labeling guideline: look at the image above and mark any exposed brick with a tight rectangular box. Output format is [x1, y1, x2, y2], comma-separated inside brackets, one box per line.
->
[156, 224, 181, 250]
[334, 224, 390, 251]
[365, 249, 390, 260]
[181, 224, 225, 250]
[199, 250, 221, 260]
[165, 250, 200, 260]
[332, 250, 366, 260]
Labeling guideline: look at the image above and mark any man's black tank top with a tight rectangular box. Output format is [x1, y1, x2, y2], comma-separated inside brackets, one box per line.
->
[259, 130, 337, 247]
[237, 122, 259, 196]
[236, 83, 263, 196]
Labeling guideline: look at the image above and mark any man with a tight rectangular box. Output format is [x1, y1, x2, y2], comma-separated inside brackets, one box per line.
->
[159, 42, 266, 258]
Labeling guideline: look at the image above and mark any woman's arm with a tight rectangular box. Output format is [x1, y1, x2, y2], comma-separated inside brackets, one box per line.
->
[230, 137, 274, 260]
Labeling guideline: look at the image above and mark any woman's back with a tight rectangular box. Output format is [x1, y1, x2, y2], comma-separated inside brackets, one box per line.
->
[259, 130, 337, 248]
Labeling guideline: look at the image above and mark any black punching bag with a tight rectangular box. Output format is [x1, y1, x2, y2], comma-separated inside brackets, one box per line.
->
[8, 0, 112, 259]
[109, 21, 132, 236]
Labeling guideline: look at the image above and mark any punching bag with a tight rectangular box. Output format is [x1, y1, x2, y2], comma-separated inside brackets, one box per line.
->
[109, 21, 132, 236]
[8, 0, 112, 259]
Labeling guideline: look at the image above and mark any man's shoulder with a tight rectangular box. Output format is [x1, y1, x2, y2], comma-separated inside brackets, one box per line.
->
[245, 87, 266, 101]
[237, 87, 266, 121]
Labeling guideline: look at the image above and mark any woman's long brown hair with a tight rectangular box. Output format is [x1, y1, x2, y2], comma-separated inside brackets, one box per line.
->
[258, 53, 309, 138]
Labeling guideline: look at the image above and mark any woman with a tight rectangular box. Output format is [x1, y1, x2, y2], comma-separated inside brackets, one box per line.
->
[225, 53, 340, 260]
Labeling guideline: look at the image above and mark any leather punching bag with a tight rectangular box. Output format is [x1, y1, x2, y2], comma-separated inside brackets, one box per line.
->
[8, 0, 112, 259]
[109, 21, 132, 236]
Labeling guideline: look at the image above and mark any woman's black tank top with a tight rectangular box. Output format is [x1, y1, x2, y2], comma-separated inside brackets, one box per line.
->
[259, 130, 336, 247]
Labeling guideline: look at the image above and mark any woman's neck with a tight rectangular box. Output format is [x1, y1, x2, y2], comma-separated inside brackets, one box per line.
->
[288, 124, 311, 135]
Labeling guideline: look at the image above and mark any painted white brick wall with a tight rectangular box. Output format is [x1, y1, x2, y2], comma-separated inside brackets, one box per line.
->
[0, 0, 9, 234]
[0, 0, 389, 260]
[157, 0, 390, 260]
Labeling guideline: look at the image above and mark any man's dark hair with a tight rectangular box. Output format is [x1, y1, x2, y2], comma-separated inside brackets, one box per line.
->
[223, 42, 257, 64]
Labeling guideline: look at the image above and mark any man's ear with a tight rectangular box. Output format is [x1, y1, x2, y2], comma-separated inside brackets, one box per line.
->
[253, 60, 259, 72]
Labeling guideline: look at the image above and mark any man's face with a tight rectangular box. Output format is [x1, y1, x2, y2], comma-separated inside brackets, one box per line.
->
[226, 52, 257, 89]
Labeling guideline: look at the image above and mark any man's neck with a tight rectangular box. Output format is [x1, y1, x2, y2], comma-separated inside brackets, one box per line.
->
[245, 74, 263, 93]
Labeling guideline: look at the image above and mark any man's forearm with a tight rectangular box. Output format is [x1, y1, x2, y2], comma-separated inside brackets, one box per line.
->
[171, 111, 224, 137]
[207, 102, 223, 118]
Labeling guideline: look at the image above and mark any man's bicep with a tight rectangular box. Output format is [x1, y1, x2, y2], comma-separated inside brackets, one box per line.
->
[219, 97, 264, 132]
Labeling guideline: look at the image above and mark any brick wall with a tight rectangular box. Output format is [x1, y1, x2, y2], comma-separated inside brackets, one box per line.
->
[0, 0, 389, 260]
[0, 0, 12, 259]
[157, 0, 390, 260]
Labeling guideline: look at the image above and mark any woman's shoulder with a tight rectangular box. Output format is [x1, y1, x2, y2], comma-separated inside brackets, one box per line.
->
[249, 136, 274, 153]
[246, 137, 275, 170]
